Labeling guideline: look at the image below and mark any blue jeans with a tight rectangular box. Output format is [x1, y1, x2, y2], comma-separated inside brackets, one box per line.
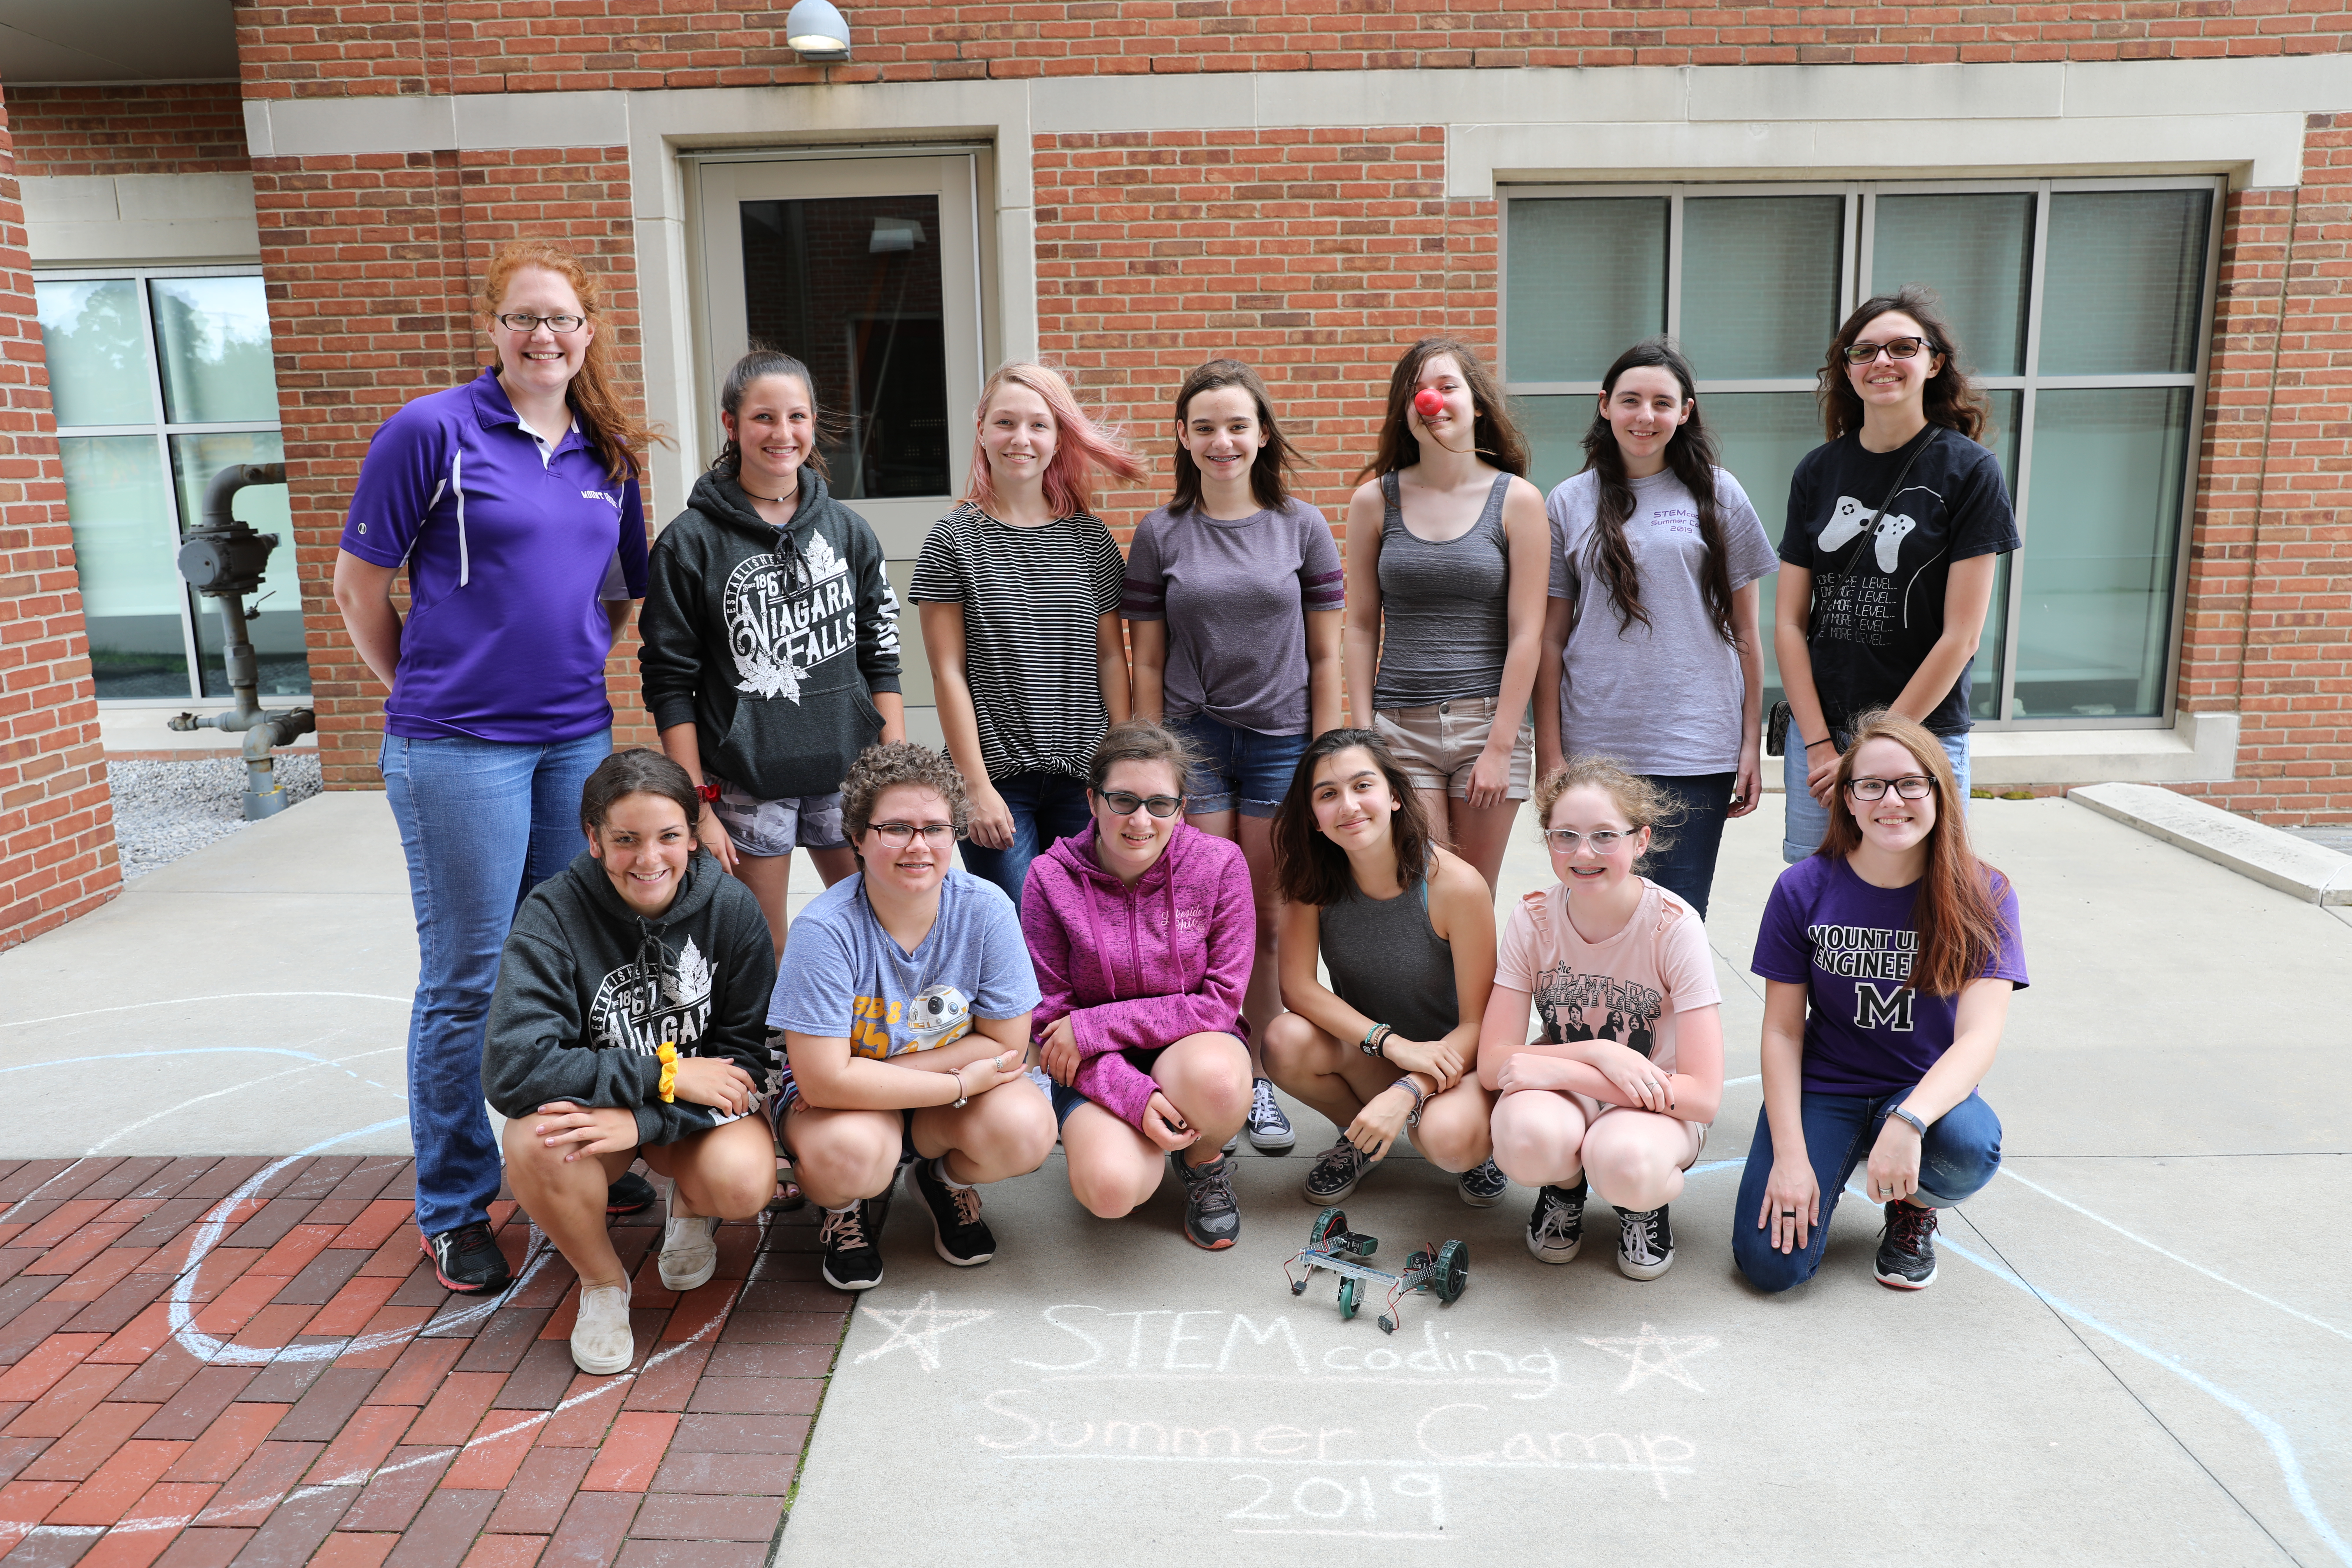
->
[381, 728, 611, 1238]
[1732, 1086, 2003, 1294]
[1782, 731, 1970, 864]
[1164, 712, 1310, 819]
[959, 770, 1093, 911]
[1637, 771, 1734, 920]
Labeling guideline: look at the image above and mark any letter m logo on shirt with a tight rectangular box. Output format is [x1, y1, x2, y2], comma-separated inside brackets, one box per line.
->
[1853, 981, 1916, 1033]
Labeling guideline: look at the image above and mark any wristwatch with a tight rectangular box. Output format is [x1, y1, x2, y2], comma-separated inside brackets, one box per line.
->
[1360, 1024, 1394, 1059]
[1886, 1104, 1928, 1138]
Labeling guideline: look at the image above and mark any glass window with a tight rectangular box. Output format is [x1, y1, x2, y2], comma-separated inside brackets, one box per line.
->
[741, 196, 952, 500]
[35, 268, 296, 703]
[1871, 193, 2035, 377]
[1501, 179, 2217, 728]
[1505, 197, 1666, 384]
[1680, 196, 1843, 380]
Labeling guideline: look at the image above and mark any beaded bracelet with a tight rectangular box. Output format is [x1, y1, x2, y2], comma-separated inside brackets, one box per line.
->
[656, 1041, 679, 1104]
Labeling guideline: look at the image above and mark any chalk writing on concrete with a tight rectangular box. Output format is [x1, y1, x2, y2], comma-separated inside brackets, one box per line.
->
[854, 1291, 994, 1370]
[1577, 1321, 1722, 1392]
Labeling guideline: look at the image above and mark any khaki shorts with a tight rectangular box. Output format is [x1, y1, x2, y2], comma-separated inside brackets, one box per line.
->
[1373, 695, 1535, 800]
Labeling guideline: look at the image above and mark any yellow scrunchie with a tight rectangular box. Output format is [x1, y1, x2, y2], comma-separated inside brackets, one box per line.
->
[656, 1041, 679, 1104]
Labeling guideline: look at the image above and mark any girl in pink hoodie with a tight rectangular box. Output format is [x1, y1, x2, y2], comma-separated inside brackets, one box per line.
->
[1021, 720, 1257, 1249]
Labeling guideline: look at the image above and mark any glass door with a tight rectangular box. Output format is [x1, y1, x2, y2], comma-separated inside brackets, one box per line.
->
[699, 154, 985, 747]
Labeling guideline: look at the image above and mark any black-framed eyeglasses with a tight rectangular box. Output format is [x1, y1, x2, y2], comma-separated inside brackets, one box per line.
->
[1541, 827, 1630, 854]
[1843, 336, 1936, 365]
[1846, 776, 1935, 801]
[865, 821, 958, 847]
[1094, 790, 1184, 819]
[495, 312, 586, 334]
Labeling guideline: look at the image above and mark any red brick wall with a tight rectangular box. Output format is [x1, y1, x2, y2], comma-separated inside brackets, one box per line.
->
[1036, 126, 1491, 551]
[255, 145, 656, 788]
[0, 96, 122, 948]
[2178, 113, 2352, 824]
[5, 83, 249, 178]
[232, 0, 2352, 96]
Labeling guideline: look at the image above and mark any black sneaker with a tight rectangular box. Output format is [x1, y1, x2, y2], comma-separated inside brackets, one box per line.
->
[1875, 1201, 1940, 1289]
[819, 1203, 884, 1292]
[1302, 1138, 1371, 1204]
[1615, 1204, 1674, 1281]
[1246, 1078, 1296, 1154]
[911, 1158, 996, 1266]
[1457, 1157, 1508, 1208]
[1526, 1180, 1586, 1264]
[1172, 1153, 1241, 1250]
[421, 1221, 511, 1295]
[606, 1171, 657, 1217]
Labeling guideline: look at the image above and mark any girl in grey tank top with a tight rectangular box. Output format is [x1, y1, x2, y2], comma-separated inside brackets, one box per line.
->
[1264, 727, 1502, 1210]
[1369, 470, 1512, 710]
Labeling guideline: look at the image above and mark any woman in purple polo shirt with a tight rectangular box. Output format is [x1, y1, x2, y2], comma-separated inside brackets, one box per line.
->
[332, 239, 659, 1296]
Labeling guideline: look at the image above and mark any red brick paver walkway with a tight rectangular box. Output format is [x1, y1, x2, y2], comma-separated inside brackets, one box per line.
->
[0, 1154, 843, 1567]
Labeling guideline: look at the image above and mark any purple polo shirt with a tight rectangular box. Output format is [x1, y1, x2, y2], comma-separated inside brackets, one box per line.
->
[341, 368, 649, 743]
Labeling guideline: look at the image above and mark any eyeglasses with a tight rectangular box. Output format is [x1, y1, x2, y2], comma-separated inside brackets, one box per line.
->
[495, 312, 587, 334]
[1846, 776, 1935, 801]
[1094, 790, 1184, 819]
[1542, 828, 1630, 854]
[1843, 336, 1936, 365]
[865, 821, 957, 847]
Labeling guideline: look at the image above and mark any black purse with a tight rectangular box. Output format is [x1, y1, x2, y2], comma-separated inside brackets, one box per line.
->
[1763, 429, 1941, 757]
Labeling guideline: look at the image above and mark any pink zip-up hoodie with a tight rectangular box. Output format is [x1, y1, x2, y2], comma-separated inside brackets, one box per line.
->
[1020, 822, 1255, 1130]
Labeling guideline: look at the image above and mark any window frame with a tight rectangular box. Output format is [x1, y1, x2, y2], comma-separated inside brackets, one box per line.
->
[1498, 175, 2226, 731]
[36, 262, 289, 709]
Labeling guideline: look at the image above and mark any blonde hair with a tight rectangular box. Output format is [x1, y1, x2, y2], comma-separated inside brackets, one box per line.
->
[1532, 755, 1679, 871]
[962, 362, 1147, 519]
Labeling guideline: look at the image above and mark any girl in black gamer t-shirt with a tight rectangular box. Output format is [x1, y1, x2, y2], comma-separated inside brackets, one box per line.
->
[1774, 286, 2019, 864]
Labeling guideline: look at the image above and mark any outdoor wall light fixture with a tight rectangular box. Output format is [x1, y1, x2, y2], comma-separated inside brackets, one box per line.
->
[785, 0, 853, 60]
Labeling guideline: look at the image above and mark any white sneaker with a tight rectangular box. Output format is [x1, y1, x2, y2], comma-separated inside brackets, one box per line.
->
[658, 1214, 719, 1292]
[570, 1280, 634, 1375]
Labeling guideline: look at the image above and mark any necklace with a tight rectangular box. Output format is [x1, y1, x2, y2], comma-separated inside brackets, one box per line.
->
[741, 483, 797, 504]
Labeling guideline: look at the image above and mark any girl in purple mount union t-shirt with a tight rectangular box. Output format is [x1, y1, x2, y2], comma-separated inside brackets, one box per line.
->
[1734, 710, 2028, 1297]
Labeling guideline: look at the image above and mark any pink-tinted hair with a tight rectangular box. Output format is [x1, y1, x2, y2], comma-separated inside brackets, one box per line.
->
[962, 362, 1147, 519]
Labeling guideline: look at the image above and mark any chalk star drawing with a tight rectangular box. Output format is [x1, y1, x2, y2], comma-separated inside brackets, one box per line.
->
[1578, 1322, 1721, 1393]
[855, 1292, 993, 1371]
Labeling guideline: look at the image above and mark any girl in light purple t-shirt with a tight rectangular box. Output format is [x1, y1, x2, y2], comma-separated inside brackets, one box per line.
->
[1125, 359, 1343, 1156]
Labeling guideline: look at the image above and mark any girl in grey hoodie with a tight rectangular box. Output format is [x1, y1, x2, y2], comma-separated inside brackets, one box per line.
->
[641, 350, 904, 959]
[485, 749, 779, 1377]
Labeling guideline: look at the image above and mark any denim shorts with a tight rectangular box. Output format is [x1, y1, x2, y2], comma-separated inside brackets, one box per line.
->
[708, 780, 847, 859]
[1047, 1046, 1166, 1125]
[1164, 712, 1309, 819]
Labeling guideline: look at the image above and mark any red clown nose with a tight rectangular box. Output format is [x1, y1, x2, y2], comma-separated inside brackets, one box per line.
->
[1413, 388, 1444, 420]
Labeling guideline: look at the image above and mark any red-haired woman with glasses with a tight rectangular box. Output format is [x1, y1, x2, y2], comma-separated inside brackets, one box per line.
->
[1735, 710, 2026, 1295]
[912, 363, 1149, 905]
[1775, 287, 2019, 864]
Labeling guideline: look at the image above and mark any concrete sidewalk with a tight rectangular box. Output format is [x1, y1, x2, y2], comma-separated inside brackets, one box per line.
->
[2, 786, 2346, 1564]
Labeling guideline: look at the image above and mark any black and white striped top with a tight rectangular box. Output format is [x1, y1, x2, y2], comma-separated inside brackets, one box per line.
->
[909, 501, 1125, 781]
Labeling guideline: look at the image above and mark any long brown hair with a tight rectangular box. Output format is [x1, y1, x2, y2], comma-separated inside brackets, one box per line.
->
[1168, 359, 1295, 514]
[478, 239, 664, 484]
[1578, 339, 1735, 640]
[1272, 729, 1435, 908]
[1817, 286, 1993, 446]
[1356, 336, 1528, 484]
[1817, 710, 2010, 997]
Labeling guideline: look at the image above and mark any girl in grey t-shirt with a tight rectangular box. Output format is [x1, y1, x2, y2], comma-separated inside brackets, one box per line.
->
[1125, 359, 1343, 1155]
[1535, 340, 1778, 919]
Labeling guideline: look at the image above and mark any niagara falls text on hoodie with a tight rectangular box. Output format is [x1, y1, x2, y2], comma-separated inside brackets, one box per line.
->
[1019, 823, 1254, 1130]
[483, 848, 778, 1147]
[639, 468, 902, 801]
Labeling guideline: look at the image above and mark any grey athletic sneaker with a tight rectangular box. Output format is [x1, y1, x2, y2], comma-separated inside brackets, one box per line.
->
[1874, 1200, 1940, 1289]
[1302, 1138, 1371, 1204]
[1246, 1078, 1296, 1154]
[1457, 1157, 1508, 1208]
[1173, 1152, 1241, 1250]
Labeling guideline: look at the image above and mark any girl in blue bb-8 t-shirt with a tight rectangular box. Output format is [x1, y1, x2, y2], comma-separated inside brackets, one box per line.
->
[1732, 709, 2027, 1295]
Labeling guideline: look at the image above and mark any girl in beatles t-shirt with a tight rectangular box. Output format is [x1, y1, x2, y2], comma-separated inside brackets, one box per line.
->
[1479, 757, 1724, 1283]
[1734, 710, 2027, 1295]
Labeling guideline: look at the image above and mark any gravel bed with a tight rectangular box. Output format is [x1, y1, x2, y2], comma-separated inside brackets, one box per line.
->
[108, 753, 324, 880]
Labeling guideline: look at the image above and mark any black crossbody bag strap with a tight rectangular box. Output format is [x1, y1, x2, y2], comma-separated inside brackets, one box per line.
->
[1802, 427, 1941, 740]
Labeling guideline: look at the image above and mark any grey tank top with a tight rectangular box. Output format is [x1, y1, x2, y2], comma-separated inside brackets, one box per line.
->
[1371, 470, 1513, 710]
[1318, 873, 1458, 1043]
